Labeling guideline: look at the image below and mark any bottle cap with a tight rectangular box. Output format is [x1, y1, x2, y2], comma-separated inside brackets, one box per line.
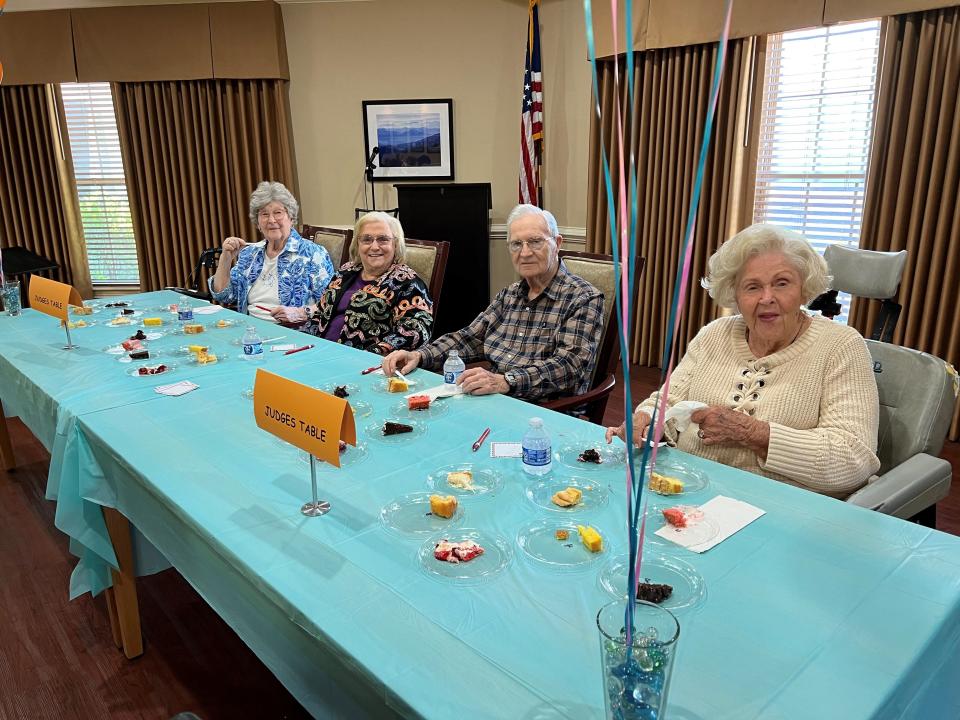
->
[529, 417, 543, 428]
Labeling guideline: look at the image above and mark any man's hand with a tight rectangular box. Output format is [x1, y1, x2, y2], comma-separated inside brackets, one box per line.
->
[382, 349, 421, 376]
[457, 367, 509, 396]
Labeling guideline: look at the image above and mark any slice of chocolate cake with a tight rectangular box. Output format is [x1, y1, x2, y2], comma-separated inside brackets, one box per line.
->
[333, 385, 349, 398]
[382, 421, 413, 436]
[636, 582, 673, 604]
[577, 448, 602, 464]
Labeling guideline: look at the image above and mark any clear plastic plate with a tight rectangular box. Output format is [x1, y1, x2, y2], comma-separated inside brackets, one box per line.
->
[319, 383, 360, 399]
[419, 529, 512, 584]
[425, 463, 503, 499]
[648, 502, 719, 546]
[299, 442, 369, 471]
[524, 476, 609, 513]
[380, 492, 465, 536]
[554, 442, 626, 471]
[364, 418, 426, 443]
[372, 376, 421, 393]
[126, 363, 177, 378]
[116, 349, 168, 364]
[348, 400, 374, 419]
[644, 457, 710, 495]
[105, 316, 138, 328]
[390, 398, 450, 419]
[516, 518, 607, 570]
[63, 320, 97, 329]
[599, 552, 707, 612]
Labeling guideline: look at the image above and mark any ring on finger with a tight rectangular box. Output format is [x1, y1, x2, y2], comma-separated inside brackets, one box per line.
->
[697, 429, 705, 440]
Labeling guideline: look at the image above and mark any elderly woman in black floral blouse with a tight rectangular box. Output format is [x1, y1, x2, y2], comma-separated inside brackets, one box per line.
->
[300, 212, 433, 354]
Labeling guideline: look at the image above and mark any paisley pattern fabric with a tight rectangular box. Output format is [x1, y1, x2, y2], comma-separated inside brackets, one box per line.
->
[301, 262, 433, 354]
[208, 228, 334, 315]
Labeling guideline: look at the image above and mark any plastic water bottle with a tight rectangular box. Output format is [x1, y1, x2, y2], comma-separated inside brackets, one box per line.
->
[443, 350, 465, 386]
[242, 325, 263, 356]
[177, 297, 194, 321]
[522, 417, 552, 476]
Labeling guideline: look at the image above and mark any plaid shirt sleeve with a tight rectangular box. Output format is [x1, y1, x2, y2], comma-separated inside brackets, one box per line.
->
[417, 288, 509, 369]
[509, 286, 605, 400]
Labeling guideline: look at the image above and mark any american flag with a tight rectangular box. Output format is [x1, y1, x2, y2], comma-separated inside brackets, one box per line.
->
[519, 0, 543, 206]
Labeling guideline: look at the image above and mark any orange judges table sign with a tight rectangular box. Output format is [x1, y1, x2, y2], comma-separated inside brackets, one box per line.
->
[253, 368, 356, 467]
[28, 275, 83, 322]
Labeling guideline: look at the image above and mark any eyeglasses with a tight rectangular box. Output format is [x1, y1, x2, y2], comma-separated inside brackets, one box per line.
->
[358, 235, 394, 246]
[507, 237, 549, 253]
[257, 209, 287, 221]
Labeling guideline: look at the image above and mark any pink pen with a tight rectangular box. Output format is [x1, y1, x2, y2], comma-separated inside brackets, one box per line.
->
[472, 427, 491, 452]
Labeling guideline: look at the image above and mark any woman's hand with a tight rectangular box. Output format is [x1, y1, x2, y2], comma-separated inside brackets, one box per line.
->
[220, 236, 247, 264]
[690, 406, 769, 459]
[213, 236, 247, 293]
[270, 306, 308, 324]
[605, 410, 653, 446]
[382, 349, 421, 375]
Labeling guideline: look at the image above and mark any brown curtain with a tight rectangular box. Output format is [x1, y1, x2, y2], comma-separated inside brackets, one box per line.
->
[851, 7, 960, 439]
[0, 85, 77, 288]
[587, 39, 757, 366]
[112, 79, 297, 292]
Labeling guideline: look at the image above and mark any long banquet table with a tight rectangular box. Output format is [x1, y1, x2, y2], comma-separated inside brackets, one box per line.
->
[2, 291, 960, 719]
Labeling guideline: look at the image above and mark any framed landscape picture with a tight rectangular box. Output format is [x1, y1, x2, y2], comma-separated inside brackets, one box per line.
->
[362, 99, 454, 181]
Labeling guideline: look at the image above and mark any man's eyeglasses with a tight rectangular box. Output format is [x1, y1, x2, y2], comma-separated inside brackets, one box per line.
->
[507, 237, 549, 253]
[358, 235, 394, 246]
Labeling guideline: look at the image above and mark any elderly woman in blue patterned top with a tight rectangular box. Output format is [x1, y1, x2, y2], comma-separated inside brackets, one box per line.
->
[209, 181, 335, 323]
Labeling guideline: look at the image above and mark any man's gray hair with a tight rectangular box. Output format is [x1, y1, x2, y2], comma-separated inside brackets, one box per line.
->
[249, 181, 299, 226]
[506, 204, 559, 242]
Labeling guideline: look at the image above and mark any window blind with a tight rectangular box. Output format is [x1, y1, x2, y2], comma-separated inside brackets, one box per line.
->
[753, 20, 881, 322]
[60, 82, 140, 285]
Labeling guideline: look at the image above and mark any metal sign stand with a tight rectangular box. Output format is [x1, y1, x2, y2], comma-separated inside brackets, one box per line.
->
[301, 454, 331, 517]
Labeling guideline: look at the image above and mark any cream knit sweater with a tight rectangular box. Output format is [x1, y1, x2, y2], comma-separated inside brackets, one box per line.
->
[637, 315, 881, 497]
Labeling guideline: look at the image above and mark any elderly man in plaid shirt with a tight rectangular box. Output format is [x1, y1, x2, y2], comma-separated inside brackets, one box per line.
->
[382, 204, 604, 400]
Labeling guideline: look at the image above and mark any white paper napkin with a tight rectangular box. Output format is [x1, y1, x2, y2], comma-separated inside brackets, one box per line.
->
[192, 305, 223, 315]
[663, 400, 709, 433]
[654, 495, 764, 553]
[405, 383, 463, 401]
[154, 380, 199, 397]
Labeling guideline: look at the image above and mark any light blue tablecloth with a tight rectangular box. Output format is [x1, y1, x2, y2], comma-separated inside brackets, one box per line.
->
[4, 292, 960, 719]
[0, 291, 335, 596]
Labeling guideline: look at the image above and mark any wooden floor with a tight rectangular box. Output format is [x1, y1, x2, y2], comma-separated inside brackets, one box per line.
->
[1, 364, 958, 719]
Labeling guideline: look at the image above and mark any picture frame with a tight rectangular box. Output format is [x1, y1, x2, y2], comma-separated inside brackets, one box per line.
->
[362, 99, 454, 181]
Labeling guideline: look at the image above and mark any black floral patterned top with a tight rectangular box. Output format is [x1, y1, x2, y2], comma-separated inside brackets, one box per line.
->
[301, 262, 433, 354]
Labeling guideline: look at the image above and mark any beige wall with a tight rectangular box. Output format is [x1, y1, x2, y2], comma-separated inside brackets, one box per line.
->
[284, 0, 591, 242]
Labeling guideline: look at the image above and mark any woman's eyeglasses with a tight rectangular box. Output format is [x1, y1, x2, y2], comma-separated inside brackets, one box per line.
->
[358, 235, 394, 246]
[507, 237, 548, 253]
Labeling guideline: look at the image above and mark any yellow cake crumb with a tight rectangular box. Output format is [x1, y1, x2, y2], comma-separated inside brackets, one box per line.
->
[387, 377, 409, 393]
[648, 472, 684, 495]
[429, 494, 457, 519]
[577, 525, 603, 553]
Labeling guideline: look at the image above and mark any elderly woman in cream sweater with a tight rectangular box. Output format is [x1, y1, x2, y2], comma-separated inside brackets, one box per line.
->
[606, 224, 880, 497]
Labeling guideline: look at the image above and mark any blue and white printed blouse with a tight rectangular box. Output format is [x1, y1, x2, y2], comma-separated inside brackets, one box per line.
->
[208, 228, 335, 315]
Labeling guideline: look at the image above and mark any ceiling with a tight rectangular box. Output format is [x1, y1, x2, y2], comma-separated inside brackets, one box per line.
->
[5, 0, 372, 11]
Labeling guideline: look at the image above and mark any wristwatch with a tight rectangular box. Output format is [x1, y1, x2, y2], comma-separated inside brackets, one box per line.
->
[504, 371, 518, 393]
